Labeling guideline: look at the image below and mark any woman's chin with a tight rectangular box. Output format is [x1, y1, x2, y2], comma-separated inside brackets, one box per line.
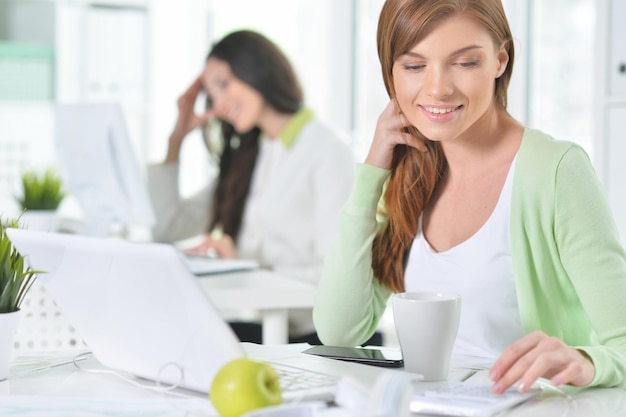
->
[233, 123, 257, 135]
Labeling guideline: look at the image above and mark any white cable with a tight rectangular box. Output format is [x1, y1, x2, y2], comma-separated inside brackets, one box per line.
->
[72, 351, 191, 397]
[497, 379, 577, 417]
[533, 378, 576, 402]
[71, 351, 215, 416]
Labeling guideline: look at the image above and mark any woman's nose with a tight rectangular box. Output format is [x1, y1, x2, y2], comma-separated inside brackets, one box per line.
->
[211, 95, 226, 115]
[424, 68, 453, 99]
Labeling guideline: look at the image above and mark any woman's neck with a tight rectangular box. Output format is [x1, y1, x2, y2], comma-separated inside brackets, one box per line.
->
[257, 107, 295, 139]
[441, 108, 522, 175]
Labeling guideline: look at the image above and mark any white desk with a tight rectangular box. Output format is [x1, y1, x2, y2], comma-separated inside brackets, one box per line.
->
[1, 350, 214, 415]
[197, 269, 316, 345]
[2, 345, 626, 417]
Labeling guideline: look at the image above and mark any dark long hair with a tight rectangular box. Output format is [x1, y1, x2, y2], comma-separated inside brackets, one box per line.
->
[372, 0, 515, 292]
[204, 30, 303, 241]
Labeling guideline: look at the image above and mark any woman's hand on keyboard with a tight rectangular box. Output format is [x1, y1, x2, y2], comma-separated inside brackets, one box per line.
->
[488, 330, 595, 394]
[185, 233, 237, 259]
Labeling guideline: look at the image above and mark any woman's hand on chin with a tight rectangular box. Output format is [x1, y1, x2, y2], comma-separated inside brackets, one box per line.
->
[365, 100, 428, 170]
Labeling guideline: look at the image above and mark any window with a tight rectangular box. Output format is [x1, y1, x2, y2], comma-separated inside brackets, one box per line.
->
[527, 0, 595, 155]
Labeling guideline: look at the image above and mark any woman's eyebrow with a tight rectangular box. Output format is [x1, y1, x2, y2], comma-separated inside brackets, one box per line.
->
[402, 44, 484, 59]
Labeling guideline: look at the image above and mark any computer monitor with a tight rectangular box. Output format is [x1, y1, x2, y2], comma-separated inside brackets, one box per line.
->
[54, 102, 155, 238]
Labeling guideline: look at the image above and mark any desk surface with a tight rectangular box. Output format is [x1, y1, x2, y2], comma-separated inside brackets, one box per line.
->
[198, 269, 316, 345]
[2, 345, 626, 416]
[198, 269, 315, 311]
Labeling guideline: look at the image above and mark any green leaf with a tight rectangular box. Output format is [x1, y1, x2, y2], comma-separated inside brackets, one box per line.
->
[16, 168, 66, 210]
[0, 215, 46, 312]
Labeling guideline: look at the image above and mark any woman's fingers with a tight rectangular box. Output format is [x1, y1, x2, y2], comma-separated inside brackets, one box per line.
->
[173, 76, 213, 136]
[184, 234, 237, 259]
[489, 331, 595, 394]
[184, 235, 215, 255]
[213, 235, 237, 259]
[365, 101, 428, 169]
[394, 112, 428, 152]
[177, 77, 201, 111]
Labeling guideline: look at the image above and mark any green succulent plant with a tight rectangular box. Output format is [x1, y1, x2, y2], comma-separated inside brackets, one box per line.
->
[17, 169, 66, 211]
[0, 217, 40, 313]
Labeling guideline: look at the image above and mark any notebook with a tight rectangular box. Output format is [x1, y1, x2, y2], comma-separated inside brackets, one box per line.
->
[6, 228, 410, 401]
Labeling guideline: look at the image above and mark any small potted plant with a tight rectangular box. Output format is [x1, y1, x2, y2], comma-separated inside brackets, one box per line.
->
[0, 216, 39, 380]
[16, 168, 66, 232]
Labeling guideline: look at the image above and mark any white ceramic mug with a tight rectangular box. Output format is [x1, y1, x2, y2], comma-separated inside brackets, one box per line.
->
[391, 292, 461, 381]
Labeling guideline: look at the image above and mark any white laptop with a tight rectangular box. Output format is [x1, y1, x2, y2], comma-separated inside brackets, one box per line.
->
[7, 228, 245, 392]
[6, 228, 412, 402]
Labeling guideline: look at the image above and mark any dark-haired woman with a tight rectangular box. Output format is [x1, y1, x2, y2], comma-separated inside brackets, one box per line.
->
[148, 30, 355, 344]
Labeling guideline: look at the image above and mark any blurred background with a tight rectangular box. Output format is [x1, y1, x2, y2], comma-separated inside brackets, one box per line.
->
[2, 0, 626, 350]
[1, 0, 623, 235]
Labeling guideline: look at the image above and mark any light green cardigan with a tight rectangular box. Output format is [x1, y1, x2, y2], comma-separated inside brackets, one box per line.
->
[313, 128, 626, 389]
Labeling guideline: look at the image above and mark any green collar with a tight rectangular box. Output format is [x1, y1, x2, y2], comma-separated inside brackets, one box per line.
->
[276, 108, 314, 148]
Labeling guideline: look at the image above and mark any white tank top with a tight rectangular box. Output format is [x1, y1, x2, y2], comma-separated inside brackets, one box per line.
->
[404, 157, 523, 368]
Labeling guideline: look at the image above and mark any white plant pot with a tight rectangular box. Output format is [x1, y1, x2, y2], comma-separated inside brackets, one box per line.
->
[19, 210, 58, 232]
[0, 309, 21, 381]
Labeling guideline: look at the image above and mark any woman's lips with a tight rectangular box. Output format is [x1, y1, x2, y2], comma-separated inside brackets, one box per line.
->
[420, 105, 461, 122]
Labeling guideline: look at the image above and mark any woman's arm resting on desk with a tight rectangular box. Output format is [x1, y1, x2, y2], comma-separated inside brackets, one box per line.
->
[313, 163, 392, 347]
[147, 163, 214, 243]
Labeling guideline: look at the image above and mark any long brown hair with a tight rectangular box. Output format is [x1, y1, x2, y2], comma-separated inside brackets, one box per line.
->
[204, 30, 303, 241]
[372, 0, 515, 292]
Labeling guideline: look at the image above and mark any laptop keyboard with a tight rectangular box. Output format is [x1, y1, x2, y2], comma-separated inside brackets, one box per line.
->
[270, 362, 337, 395]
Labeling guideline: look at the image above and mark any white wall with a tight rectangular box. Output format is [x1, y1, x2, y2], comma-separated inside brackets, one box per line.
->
[147, 0, 210, 196]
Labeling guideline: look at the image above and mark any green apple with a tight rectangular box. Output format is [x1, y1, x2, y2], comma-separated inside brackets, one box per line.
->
[210, 357, 283, 417]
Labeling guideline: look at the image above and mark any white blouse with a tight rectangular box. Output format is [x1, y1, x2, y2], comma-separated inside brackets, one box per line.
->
[404, 157, 524, 368]
[147, 117, 355, 334]
[236, 136, 283, 262]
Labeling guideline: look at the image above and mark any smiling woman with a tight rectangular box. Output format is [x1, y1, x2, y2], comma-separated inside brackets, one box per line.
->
[314, 0, 626, 397]
[390, 16, 510, 145]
